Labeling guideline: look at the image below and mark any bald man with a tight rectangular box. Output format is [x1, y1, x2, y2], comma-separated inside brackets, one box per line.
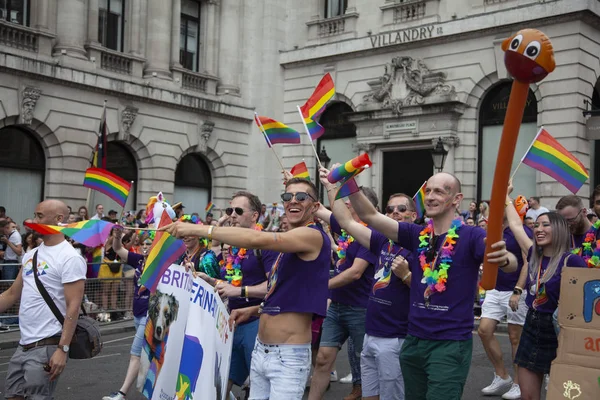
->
[0, 200, 87, 399]
[348, 173, 519, 400]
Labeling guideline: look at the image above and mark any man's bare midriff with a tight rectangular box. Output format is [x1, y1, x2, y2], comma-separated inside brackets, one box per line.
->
[258, 312, 312, 344]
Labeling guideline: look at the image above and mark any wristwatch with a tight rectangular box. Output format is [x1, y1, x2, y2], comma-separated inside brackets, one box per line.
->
[58, 344, 69, 353]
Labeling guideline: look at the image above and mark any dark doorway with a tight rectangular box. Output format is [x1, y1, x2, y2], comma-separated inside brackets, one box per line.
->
[592, 86, 600, 191]
[382, 149, 432, 208]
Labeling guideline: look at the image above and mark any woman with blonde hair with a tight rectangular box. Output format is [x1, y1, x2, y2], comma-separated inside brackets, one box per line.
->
[505, 187, 586, 400]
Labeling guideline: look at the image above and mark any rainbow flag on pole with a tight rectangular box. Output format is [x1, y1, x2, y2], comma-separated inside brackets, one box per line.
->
[327, 153, 372, 200]
[413, 181, 427, 219]
[25, 219, 114, 248]
[299, 73, 335, 141]
[139, 212, 186, 292]
[254, 115, 301, 146]
[205, 202, 215, 213]
[83, 167, 132, 207]
[290, 161, 310, 180]
[521, 128, 589, 194]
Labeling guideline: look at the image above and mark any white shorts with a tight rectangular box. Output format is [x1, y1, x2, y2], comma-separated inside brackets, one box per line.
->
[481, 289, 528, 326]
[360, 334, 405, 400]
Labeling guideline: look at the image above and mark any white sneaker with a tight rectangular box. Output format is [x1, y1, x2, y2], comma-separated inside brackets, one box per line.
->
[481, 374, 513, 396]
[339, 373, 353, 384]
[330, 370, 338, 382]
[102, 392, 126, 400]
[502, 383, 521, 399]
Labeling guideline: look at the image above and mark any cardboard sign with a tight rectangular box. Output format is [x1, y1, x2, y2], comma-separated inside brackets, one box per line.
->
[548, 267, 600, 400]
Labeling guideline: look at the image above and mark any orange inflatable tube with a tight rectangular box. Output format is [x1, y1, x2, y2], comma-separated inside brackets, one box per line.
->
[480, 29, 555, 290]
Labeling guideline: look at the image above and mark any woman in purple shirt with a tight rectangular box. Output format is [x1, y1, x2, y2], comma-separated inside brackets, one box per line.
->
[505, 203, 586, 400]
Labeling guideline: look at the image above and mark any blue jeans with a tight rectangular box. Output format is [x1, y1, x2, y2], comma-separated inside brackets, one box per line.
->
[320, 302, 367, 385]
[2, 260, 19, 280]
[130, 315, 147, 356]
[229, 318, 259, 386]
[249, 339, 311, 400]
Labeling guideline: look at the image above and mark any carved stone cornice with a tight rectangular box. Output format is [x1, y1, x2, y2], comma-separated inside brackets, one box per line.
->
[120, 106, 138, 141]
[198, 120, 215, 154]
[21, 86, 42, 125]
[353, 143, 376, 153]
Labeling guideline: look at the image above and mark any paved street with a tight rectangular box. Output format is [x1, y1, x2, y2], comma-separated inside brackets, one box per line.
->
[0, 327, 547, 399]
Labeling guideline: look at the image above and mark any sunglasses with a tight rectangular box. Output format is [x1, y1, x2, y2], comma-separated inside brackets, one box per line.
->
[280, 192, 316, 202]
[386, 205, 409, 214]
[226, 207, 245, 216]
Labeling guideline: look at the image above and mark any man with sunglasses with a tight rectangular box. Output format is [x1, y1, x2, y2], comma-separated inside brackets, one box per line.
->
[198, 191, 278, 397]
[307, 185, 377, 400]
[313, 171, 417, 400]
[163, 179, 331, 400]
[346, 172, 518, 400]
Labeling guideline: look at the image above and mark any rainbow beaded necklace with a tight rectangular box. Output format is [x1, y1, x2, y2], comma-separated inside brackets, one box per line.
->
[571, 220, 600, 268]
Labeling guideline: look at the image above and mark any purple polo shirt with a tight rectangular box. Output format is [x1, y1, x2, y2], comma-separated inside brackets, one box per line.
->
[367, 230, 411, 338]
[329, 215, 376, 308]
[397, 222, 487, 341]
[127, 252, 150, 318]
[525, 248, 586, 314]
[495, 226, 533, 292]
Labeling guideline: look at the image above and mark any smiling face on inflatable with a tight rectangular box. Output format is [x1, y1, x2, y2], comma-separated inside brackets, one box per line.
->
[502, 29, 556, 83]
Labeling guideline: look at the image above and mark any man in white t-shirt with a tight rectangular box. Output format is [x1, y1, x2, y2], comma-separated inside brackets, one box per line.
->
[525, 197, 549, 221]
[90, 204, 104, 220]
[0, 200, 86, 398]
[1, 220, 22, 280]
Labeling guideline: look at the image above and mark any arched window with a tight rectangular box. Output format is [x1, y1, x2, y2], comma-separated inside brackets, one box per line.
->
[174, 153, 212, 217]
[91, 142, 138, 214]
[317, 102, 356, 204]
[0, 126, 45, 226]
[478, 82, 538, 201]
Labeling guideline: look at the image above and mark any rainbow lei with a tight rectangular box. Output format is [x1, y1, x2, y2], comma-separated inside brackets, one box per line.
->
[419, 218, 463, 302]
[336, 230, 355, 264]
[571, 220, 600, 268]
[220, 247, 247, 287]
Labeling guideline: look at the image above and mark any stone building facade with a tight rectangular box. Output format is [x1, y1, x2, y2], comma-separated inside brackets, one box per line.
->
[1, 0, 600, 225]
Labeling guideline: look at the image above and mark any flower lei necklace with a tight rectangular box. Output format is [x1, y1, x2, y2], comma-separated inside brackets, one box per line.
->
[336, 222, 367, 265]
[419, 218, 463, 306]
[571, 220, 600, 268]
[218, 223, 264, 287]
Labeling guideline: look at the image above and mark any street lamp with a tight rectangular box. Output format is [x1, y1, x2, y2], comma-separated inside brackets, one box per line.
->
[319, 146, 331, 168]
[431, 138, 448, 172]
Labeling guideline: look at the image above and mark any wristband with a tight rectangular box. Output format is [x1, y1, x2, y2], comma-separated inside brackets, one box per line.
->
[401, 272, 411, 282]
[241, 286, 246, 298]
[208, 225, 215, 241]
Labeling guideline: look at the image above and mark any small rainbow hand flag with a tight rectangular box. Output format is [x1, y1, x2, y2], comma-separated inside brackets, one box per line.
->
[205, 202, 215, 213]
[83, 167, 131, 207]
[25, 219, 114, 248]
[139, 211, 186, 292]
[290, 162, 310, 181]
[521, 128, 589, 194]
[413, 182, 427, 219]
[254, 115, 301, 146]
[327, 153, 372, 200]
[300, 73, 335, 141]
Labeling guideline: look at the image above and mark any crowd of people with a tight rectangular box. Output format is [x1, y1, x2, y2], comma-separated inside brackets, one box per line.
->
[0, 169, 598, 400]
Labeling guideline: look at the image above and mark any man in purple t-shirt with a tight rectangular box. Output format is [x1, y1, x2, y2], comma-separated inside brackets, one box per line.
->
[197, 191, 277, 395]
[309, 187, 377, 400]
[316, 171, 417, 400]
[348, 172, 519, 400]
[164, 178, 331, 400]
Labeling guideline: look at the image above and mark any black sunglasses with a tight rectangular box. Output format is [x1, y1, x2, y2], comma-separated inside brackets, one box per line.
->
[281, 192, 316, 202]
[386, 205, 408, 214]
[226, 207, 245, 216]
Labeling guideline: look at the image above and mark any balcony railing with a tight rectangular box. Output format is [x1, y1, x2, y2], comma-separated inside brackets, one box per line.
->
[319, 17, 346, 37]
[182, 70, 208, 92]
[394, 1, 426, 23]
[0, 20, 38, 52]
[100, 50, 132, 75]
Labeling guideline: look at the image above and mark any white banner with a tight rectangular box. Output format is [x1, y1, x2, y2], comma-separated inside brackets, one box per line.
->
[138, 264, 234, 400]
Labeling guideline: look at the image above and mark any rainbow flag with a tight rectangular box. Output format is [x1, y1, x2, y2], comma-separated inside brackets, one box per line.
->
[139, 212, 186, 292]
[299, 73, 335, 141]
[326, 153, 372, 200]
[290, 162, 310, 180]
[303, 118, 325, 141]
[83, 167, 131, 207]
[205, 202, 214, 213]
[413, 182, 427, 219]
[25, 219, 114, 248]
[255, 115, 301, 146]
[521, 128, 589, 194]
[90, 246, 103, 278]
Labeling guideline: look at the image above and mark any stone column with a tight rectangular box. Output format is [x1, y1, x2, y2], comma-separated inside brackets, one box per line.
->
[170, 0, 182, 68]
[54, 0, 87, 58]
[217, 0, 240, 94]
[87, 0, 99, 45]
[33, 0, 49, 31]
[205, 0, 219, 74]
[144, 0, 172, 78]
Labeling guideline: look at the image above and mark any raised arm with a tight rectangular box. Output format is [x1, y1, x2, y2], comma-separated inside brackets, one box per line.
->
[111, 227, 130, 261]
[320, 167, 372, 250]
[349, 190, 398, 243]
[505, 184, 533, 254]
